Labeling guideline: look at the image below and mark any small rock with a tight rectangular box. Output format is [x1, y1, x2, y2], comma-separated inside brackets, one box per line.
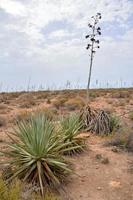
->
[97, 187, 102, 190]
[109, 181, 121, 188]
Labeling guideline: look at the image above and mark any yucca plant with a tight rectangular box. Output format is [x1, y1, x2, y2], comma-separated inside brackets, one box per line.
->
[59, 113, 85, 155]
[0, 114, 72, 195]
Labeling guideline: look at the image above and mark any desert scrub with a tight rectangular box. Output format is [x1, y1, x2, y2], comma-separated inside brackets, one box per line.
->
[0, 178, 60, 200]
[46, 98, 51, 104]
[52, 97, 68, 109]
[0, 179, 21, 200]
[0, 114, 72, 195]
[109, 114, 120, 132]
[32, 191, 60, 200]
[105, 128, 133, 151]
[111, 91, 130, 99]
[64, 97, 85, 111]
[129, 111, 133, 120]
[15, 109, 32, 122]
[34, 107, 58, 120]
[59, 113, 85, 155]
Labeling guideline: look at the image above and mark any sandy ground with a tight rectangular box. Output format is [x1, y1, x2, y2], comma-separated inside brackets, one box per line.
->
[61, 135, 133, 200]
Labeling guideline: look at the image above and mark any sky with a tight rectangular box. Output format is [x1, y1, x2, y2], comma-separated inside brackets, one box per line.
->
[0, 0, 133, 91]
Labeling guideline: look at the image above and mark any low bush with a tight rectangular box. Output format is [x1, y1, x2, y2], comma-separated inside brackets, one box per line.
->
[64, 98, 85, 111]
[0, 179, 21, 200]
[129, 111, 133, 120]
[110, 114, 120, 133]
[112, 91, 130, 99]
[105, 129, 133, 152]
[15, 110, 32, 122]
[52, 97, 68, 109]
[126, 132, 133, 152]
[0, 178, 60, 200]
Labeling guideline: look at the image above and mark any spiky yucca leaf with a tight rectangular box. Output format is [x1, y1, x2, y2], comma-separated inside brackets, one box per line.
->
[60, 113, 85, 155]
[0, 114, 72, 195]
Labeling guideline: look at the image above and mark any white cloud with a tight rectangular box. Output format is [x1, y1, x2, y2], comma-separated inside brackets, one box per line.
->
[0, 0, 26, 16]
[0, 0, 133, 90]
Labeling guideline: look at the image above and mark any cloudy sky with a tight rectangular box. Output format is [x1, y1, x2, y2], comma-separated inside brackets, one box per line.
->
[0, 0, 133, 91]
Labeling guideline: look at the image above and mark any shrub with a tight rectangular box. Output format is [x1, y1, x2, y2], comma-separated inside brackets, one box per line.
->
[52, 97, 68, 109]
[64, 98, 85, 111]
[59, 113, 85, 155]
[33, 191, 60, 200]
[0, 114, 72, 195]
[105, 128, 133, 151]
[19, 99, 36, 108]
[33, 107, 58, 121]
[0, 179, 60, 200]
[110, 114, 120, 132]
[126, 132, 133, 152]
[129, 111, 133, 120]
[46, 98, 51, 104]
[112, 91, 130, 99]
[15, 110, 32, 122]
[0, 179, 21, 200]
[89, 92, 98, 98]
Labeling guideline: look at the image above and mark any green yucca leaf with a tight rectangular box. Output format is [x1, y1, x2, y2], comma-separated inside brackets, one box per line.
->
[0, 113, 72, 195]
[59, 113, 85, 155]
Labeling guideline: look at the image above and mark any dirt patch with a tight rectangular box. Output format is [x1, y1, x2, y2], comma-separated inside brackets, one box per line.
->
[62, 136, 133, 200]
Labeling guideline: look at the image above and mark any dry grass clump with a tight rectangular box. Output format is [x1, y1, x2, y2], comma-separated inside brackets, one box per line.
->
[52, 97, 68, 109]
[0, 178, 60, 200]
[15, 107, 58, 123]
[89, 92, 99, 98]
[111, 91, 130, 99]
[16, 93, 37, 108]
[46, 98, 51, 104]
[126, 132, 133, 152]
[19, 99, 36, 108]
[64, 97, 85, 111]
[34, 107, 58, 120]
[105, 128, 133, 152]
[36, 93, 48, 100]
[0, 178, 21, 200]
[129, 111, 133, 120]
[15, 109, 33, 122]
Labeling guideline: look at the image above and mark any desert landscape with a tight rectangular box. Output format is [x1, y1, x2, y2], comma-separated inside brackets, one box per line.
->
[0, 0, 133, 199]
[0, 88, 133, 200]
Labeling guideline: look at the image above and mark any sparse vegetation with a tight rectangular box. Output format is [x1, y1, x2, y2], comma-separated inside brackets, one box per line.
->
[64, 97, 85, 111]
[0, 178, 59, 200]
[129, 111, 133, 120]
[0, 88, 133, 200]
